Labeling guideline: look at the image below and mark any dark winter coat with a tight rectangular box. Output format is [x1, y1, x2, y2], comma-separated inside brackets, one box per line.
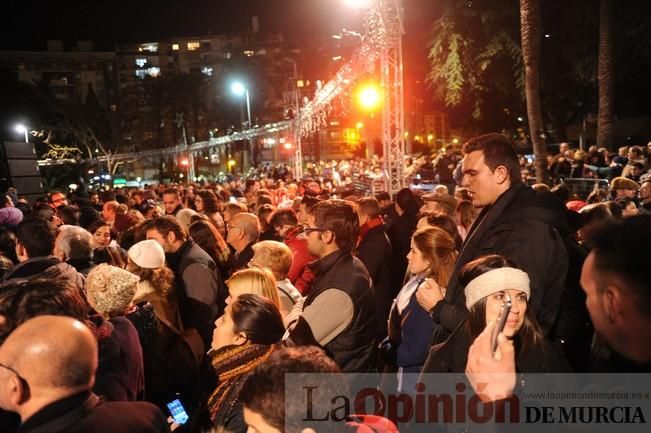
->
[14, 391, 169, 433]
[90, 315, 145, 402]
[356, 223, 394, 339]
[1, 256, 86, 296]
[429, 184, 570, 346]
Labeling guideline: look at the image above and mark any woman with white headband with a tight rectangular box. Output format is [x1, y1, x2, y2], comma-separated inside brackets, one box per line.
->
[421, 254, 570, 374]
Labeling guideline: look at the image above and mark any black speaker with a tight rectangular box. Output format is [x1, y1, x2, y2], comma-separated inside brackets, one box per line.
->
[0, 140, 45, 200]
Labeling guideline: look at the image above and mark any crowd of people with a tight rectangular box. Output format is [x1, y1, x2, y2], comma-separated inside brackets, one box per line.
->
[0, 132, 649, 433]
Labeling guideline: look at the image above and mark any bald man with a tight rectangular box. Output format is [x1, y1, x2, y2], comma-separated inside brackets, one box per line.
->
[0, 316, 169, 433]
[226, 212, 260, 271]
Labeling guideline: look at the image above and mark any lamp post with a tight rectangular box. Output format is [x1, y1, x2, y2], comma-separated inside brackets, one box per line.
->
[14, 124, 29, 143]
[231, 81, 253, 167]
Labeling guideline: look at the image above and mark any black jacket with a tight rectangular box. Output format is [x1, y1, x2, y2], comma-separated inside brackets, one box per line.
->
[15, 391, 169, 433]
[422, 321, 571, 374]
[387, 210, 418, 290]
[356, 224, 395, 339]
[429, 184, 569, 345]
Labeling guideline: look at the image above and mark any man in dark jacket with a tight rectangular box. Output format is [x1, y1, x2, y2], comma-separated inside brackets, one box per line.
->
[146, 216, 224, 347]
[1, 218, 85, 294]
[355, 197, 394, 339]
[387, 188, 420, 292]
[417, 133, 569, 346]
[0, 315, 169, 433]
[285, 200, 376, 373]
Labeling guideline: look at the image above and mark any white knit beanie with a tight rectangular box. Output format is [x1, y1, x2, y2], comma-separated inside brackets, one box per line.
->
[128, 239, 166, 269]
[464, 267, 530, 310]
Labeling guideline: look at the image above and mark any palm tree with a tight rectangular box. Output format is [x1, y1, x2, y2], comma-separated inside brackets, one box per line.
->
[596, 0, 614, 149]
[520, 0, 549, 184]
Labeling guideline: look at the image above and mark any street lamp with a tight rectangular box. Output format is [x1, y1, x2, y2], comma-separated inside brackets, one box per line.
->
[231, 81, 254, 167]
[230, 81, 252, 130]
[14, 124, 29, 143]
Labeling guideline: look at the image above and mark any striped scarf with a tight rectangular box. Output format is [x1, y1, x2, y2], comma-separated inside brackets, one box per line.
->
[207, 343, 276, 426]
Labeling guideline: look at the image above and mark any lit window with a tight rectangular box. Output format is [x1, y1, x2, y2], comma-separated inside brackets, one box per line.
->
[201, 66, 213, 76]
[147, 67, 161, 77]
[330, 121, 340, 126]
[135, 58, 147, 67]
[135, 70, 147, 79]
[187, 41, 200, 51]
[172, 43, 180, 51]
[243, 50, 255, 57]
[224, 52, 232, 59]
[140, 43, 158, 52]
[297, 80, 305, 88]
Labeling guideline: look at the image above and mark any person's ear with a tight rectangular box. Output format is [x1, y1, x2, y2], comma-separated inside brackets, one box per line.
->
[322, 230, 335, 245]
[166, 231, 176, 244]
[234, 331, 248, 346]
[15, 242, 26, 259]
[301, 428, 318, 433]
[5, 374, 27, 407]
[604, 285, 624, 324]
[493, 165, 509, 184]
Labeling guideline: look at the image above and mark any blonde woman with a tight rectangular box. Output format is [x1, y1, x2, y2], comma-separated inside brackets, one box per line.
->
[226, 267, 280, 309]
[382, 226, 458, 393]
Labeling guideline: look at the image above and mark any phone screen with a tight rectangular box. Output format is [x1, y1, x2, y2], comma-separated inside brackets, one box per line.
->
[167, 398, 189, 424]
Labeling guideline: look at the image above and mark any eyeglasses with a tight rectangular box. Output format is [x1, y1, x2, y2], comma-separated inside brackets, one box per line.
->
[226, 223, 243, 231]
[303, 226, 329, 235]
[0, 361, 29, 387]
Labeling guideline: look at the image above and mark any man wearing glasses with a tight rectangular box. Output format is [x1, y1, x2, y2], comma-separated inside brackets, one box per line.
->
[284, 200, 377, 373]
[226, 212, 260, 272]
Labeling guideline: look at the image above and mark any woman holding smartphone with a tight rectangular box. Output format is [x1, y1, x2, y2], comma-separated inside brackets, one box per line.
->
[179, 294, 285, 433]
[421, 254, 570, 374]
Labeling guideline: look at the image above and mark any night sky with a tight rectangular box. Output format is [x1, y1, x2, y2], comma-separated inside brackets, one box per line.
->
[2, 0, 437, 50]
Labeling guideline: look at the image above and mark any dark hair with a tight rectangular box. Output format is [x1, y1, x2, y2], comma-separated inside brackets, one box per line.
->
[309, 200, 359, 253]
[56, 205, 80, 226]
[421, 211, 463, 250]
[163, 188, 180, 198]
[239, 346, 347, 433]
[586, 214, 651, 317]
[230, 294, 285, 345]
[550, 184, 571, 203]
[188, 220, 229, 266]
[0, 226, 18, 264]
[462, 133, 522, 186]
[374, 191, 391, 202]
[357, 197, 381, 219]
[257, 204, 276, 231]
[613, 197, 638, 217]
[0, 278, 88, 345]
[87, 220, 116, 240]
[396, 188, 419, 214]
[145, 215, 187, 241]
[16, 218, 55, 258]
[456, 200, 475, 231]
[269, 208, 298, 229]
[93, 245, 128, 268]
[299, 195, 320, 211]
[459, 255, 544, 358]
[196, 189, 221, 214]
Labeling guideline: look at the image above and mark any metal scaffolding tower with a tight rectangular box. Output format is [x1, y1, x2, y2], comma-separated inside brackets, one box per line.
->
[379, 0, 406, 196]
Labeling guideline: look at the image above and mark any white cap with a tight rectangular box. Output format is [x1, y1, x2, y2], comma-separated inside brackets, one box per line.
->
[128, 239, 166, 269]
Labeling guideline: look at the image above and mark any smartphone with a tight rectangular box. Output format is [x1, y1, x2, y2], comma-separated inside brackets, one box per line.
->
[491, 296, 512, 354]
[167, 398, 189, 425]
